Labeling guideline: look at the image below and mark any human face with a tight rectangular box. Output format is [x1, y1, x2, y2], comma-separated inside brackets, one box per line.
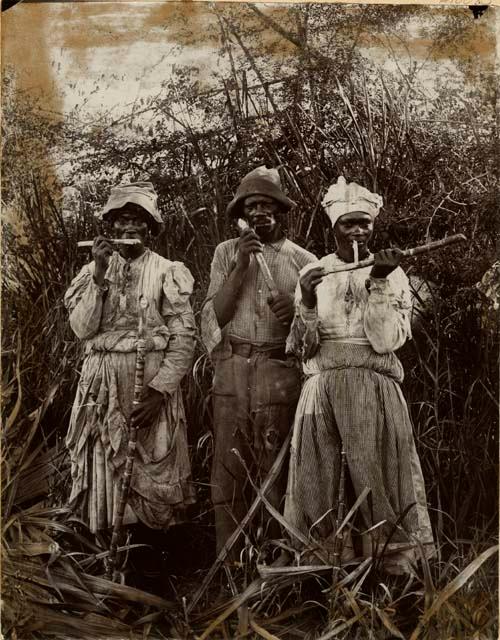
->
[242, 195, 281, 241]
[333, 211, 373, 261]
[111, 205, 150, 244]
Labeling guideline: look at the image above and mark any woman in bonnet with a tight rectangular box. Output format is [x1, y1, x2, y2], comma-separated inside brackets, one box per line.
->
[64, 182, 196, 586]
[284, 177, 434, 574]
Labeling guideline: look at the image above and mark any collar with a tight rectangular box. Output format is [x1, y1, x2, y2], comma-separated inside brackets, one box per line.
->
[333, 250, 372, 264]
[115, 247, 150, 264]
[264, 237, 287, 252]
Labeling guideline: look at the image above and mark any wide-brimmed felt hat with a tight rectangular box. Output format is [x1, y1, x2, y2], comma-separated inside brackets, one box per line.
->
[97, 181, 163, 235]
[226, 166, 296, 219]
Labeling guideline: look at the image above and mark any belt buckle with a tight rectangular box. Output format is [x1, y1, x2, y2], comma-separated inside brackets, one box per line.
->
[270, 347, 286, 361]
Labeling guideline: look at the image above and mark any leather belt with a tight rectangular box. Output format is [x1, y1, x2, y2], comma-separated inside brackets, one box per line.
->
[230, 342, 288, 360]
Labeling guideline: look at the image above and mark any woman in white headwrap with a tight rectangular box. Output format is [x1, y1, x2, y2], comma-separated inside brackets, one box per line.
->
[64, 182, 196, 547]
[284, 177, 434, 573]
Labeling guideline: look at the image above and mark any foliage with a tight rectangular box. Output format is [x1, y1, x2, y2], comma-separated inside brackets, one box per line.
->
[1, 4, 498, 638]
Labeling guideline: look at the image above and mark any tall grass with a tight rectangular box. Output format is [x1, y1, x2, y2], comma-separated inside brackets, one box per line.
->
[2, 22, 498, 638]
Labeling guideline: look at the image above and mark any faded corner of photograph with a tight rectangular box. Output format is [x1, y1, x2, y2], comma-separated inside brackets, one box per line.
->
[1, 2, 498, 639]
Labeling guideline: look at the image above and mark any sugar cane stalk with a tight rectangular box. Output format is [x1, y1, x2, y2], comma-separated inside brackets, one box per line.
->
[236, 218, 280, 298]
[323, 234, 466, 275]
[333, 449, 347, 569]
[105, 296, 149, 581]
[77, 238, 141, 248]
[330, 449, 347, 609]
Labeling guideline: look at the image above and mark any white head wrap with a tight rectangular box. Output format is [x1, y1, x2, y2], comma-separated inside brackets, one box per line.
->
[98, 181, 163, 227]
[322, 176, 383, 228]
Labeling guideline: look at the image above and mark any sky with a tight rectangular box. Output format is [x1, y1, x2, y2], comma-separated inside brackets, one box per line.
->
[2, 1, 496, 119]
[2, 1, 496, 214]
[2, 2, 221, 115]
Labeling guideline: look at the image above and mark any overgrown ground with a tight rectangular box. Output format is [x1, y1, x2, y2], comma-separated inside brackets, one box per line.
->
[2, 4, 499, 638]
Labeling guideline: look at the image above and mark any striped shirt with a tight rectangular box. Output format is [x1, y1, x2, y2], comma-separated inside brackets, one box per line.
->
[201, 237, 316, 356]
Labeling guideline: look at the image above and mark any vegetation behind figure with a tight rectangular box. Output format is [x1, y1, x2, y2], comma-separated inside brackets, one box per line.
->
[1, 4, 498, 638]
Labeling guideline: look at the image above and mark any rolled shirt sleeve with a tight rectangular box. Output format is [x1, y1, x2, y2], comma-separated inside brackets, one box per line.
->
[200, 244, 234, 355]
[148, 262, 196, 396]
[364, 271, 412, 354]
[285, 269, 321, 360]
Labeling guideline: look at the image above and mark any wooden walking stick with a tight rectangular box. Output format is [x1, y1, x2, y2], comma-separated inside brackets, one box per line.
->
[106, 295, 149, 581]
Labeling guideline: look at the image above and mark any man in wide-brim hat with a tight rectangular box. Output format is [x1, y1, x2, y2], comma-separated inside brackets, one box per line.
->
[201, 166, 316, 563]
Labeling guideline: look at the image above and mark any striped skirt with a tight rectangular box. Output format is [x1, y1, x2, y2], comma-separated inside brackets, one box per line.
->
[283, 343, 434, 572]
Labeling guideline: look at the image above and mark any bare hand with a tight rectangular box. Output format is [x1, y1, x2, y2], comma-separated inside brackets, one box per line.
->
[370, 248, 403, 279]
[236, 227, 263, 271]
[300, 266, 325, 309]
[92, 236, 114, 284]
[267, 292, 295, 324]
[130, 388, 164, 430]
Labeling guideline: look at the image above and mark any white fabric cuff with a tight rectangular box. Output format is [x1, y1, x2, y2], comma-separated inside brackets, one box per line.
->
[91, 277, 109, 294]
[299, 301, 318, 323]
[367, 277, 392, 297]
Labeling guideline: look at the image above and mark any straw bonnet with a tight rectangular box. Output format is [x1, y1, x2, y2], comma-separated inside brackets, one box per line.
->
[98, 181, 163, 235]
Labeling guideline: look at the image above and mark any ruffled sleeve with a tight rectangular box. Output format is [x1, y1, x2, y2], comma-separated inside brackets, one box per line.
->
[64, 263, 106, 340]
[364, 268, 412, 353]
[148, 261, 196, 396]
[286, 264, 321, 360]
[161, 262, 195, 323]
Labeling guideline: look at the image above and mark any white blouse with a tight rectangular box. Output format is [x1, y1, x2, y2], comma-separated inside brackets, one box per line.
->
[286, 253, 412, 361]
[64, 249, 195, 396]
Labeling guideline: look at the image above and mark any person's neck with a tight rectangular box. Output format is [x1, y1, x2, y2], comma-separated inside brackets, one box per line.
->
[336, 244, 369, 263]
[119, 245, 147, 261]
[260, 227, 284, 245]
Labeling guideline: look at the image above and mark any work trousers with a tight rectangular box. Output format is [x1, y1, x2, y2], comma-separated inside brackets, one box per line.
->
[211, 347, 301, 562]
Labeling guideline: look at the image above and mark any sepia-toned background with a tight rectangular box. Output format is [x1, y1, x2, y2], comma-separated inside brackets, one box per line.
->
[2, 2, 498, 637]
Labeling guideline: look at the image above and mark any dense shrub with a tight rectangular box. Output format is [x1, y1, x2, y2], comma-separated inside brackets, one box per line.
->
[2, 5, 497, 638]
